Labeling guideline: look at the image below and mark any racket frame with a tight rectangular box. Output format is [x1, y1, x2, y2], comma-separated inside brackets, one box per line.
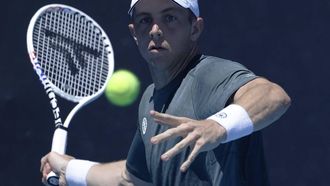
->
[26, 2, 114, 174]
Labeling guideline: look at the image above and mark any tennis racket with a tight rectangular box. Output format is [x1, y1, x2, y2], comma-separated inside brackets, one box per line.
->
[26, 4, 114, 186]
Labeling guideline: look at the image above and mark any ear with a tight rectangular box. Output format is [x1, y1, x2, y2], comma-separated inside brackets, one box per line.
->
[190, 17, 204, 41]
[128, 23, 138, 45]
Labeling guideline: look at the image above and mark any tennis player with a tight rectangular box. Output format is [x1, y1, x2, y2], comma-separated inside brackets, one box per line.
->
[41, 0, 291, 185]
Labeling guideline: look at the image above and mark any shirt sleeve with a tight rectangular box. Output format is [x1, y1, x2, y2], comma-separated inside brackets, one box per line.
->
[126, 129, 152, 183]
[191, 58, 258, 119]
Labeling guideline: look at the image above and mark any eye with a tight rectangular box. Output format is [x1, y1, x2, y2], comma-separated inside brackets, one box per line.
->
[138, 17, 152, 24]
[165, 15, 177, 23]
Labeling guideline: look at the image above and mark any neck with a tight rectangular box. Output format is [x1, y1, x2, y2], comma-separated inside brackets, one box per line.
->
[149, 45, 199, 90]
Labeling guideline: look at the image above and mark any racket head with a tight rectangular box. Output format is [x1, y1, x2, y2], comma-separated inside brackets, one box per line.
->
[27, 4, 114, 103]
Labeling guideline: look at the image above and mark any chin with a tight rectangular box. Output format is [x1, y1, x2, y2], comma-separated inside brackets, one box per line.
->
[147, 57, 169, 68]
[147, 51, 168, 60]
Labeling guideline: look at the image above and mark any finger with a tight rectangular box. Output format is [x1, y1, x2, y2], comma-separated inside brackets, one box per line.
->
[42, 163, 51, 176]
[150, 110, 190, 127]
[180, 139, 204, 172]
[41, 165, 47, 184]
[42, 163, 51, 184]
[40, 155, 48, 172]
[151, 123, 193, 144]
[42, 175, 47, 185]
[59, 173, 66, 186]
[161, 133, 199, 161]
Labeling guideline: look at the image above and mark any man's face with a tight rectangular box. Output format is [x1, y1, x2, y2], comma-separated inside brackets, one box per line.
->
[129, 0, 198, 70]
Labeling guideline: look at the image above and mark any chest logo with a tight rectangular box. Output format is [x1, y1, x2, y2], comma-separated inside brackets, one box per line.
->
[142, 117, 147, 135]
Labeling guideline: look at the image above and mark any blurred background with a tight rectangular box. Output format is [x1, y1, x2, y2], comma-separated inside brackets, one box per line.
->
[1, 0, 329, 185]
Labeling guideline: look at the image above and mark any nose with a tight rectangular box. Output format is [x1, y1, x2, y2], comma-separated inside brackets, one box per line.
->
[149, 24, 163, 40]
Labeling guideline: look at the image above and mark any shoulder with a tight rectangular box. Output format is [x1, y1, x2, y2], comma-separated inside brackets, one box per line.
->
[186, 56, 257, 117]
[191, 55, 252, 77]
[188, 55, 255, 87]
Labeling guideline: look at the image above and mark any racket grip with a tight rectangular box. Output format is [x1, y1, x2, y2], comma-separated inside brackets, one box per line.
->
[46, 171, 59, 186]
[51, 128, 68, 154]
[46, 128, 68, 186]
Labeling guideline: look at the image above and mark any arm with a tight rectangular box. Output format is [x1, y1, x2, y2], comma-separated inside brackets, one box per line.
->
[149, 77, 291, 172]
[232, 77, 291, 131]
[40, 152, 152, 186]
[86, 160, 153, 186]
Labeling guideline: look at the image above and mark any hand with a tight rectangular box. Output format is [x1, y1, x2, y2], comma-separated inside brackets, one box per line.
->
[40, 152, 74, 186]
[150, 110, 227, 172]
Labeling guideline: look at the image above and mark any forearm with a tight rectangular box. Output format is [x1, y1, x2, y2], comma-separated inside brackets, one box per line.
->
[85, 160, 128, 186]
[85, 160, 152, 186]
[233, 78, 291, 131]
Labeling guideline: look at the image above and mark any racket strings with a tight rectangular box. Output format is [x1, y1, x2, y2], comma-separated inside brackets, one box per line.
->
[33, 9, 110, 99]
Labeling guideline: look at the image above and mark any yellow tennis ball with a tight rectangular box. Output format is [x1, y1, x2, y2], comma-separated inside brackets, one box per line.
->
[105, 69, 140, 107]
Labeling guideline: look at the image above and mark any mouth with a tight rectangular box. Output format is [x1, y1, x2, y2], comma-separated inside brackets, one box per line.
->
[148, 45, 166, 52]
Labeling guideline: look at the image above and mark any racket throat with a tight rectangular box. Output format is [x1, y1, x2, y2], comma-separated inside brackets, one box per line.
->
[51, 128, 68, 154]
[32, 61, 64, 128]
[56, 124, 68, 131]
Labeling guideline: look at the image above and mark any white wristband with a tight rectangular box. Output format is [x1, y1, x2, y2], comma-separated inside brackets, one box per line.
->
[207, 104, 254, 143]
[66, 159, 99, 186]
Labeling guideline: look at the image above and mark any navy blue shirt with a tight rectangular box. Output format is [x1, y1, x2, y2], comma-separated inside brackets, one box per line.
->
[126, 55, 270, 186]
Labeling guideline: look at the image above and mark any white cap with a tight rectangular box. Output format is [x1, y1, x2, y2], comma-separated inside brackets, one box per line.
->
[128, 0, 199, 17]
